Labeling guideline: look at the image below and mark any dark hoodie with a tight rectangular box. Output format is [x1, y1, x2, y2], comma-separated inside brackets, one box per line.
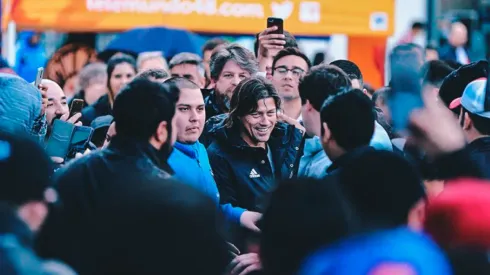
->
[36, 135, 173, 270]
[205, 114, 304, 213]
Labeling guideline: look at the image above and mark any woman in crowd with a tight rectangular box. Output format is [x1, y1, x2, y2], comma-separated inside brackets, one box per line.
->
[81, 54, 136, 126]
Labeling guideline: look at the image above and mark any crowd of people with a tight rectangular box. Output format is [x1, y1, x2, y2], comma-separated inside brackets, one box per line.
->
[1, 21, 490, 275]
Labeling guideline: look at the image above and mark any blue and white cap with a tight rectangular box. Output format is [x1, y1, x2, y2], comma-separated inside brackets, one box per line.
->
[460, 78, 490, 118]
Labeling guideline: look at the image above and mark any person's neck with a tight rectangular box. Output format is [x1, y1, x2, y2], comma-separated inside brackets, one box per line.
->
[240, 132, 266, 149]
[281, 97, 302, 120]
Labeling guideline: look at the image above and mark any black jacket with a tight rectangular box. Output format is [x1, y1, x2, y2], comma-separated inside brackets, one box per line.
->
[204, 91, 226, 121]
[467, 137, 490, 179]
[80, 94, 111, 126]
[206, 115, 304, 212]
[326, 146, 376, 175]
[0, 204, 75, 275]
[36, 136, 173, 271]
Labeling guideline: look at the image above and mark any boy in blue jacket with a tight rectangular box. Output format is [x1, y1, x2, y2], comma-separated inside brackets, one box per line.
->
[167, 77, 261, 231]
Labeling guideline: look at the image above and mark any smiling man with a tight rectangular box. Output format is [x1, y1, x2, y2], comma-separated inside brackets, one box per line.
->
[207, 76, 304, 215]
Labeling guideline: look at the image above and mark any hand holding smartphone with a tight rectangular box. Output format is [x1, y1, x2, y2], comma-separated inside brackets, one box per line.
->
[388, 56, 424, 133]
[267, 17, 284, 34]
[69, 99, 85, 118]
[34, 67, 44, 87]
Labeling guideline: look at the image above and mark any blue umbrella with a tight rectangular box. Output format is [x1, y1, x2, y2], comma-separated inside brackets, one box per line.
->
[100, 27, 206, 60]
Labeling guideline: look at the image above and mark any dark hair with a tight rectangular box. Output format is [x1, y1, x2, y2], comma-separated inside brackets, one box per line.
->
[210, 44, 258, 81]
[421, 60, 454, 88]
[163, 77, 201, 102]
[444, 60, 464, 70]
[87, 179, 230, 275]
[312, 52, 325, 66]
[372, 86, 390, 105]
[320, 89, 375, 150]
[225, 76, 281, 128]
[412, 22, 425, 30]
[254, 30, 298, 57]
[299, 64, 351, 111]
[164, 77, 200, 90]
[439, 61, 489, 112]
[113, 78, 176, 141]
[107, 54, 137, 101]
[260, 177, 356, 275]
[462, 108, 490, 135]
[202, 38, 228, 54]
[135, 68, 169, 82]
[330, 59, 364, 87]
[339, 150, 426, 228]
[271, 47, 312, 73]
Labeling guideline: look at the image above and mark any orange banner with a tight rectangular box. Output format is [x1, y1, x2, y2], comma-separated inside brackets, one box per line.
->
[8, 0, 394, 36]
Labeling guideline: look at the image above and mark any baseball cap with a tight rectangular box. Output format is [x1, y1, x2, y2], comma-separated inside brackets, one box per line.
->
[459, 78, 490, 118]
[300, 228, 452, 275]
[0, 130, 56, 205]
[425, 178, 490, 249]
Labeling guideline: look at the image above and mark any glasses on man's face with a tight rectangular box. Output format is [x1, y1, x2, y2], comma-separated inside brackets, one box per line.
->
[274, 67, 305, 79]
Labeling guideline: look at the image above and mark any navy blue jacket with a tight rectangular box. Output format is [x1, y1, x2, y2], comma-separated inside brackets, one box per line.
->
[206, 115, 304, 212]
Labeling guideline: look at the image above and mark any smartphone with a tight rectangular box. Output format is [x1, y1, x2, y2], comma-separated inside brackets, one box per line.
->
[34, 67, 44, 87]
[69, 99, 85, 118]
[67, 126, 94, 159]
[388, 60, 424, 132]
[267, 17, 284, 34]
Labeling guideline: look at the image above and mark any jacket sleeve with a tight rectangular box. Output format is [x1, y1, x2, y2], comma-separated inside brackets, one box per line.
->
[208, 150, 244, 215]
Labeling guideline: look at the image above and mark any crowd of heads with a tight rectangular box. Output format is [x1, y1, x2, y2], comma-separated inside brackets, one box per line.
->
[2, 20, 490, 275]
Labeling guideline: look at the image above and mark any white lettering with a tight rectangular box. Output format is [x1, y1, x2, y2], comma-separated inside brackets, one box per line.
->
[85, 0, 265, 19]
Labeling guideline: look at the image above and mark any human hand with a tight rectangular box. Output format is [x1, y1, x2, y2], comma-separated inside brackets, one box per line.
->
[38, 84, 48, 116]
[59, 112, 82, 126]
[240, 211, 262, 233]
[257, 26, 286, 58]
[409, 90, 466, 157]
[277, 112, 305, 135]
[226, 253, 262, 275]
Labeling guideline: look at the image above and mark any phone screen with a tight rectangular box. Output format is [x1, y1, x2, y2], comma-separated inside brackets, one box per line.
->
[34, 67, 44, 87]
[388, 60, 423, 132]
[70, 99, 85, 118]
[267, 17, 284, 34]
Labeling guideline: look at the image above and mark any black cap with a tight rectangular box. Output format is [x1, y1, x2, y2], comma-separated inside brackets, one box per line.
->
[0, 131, 54, 205]
[439, 60, 489, 113]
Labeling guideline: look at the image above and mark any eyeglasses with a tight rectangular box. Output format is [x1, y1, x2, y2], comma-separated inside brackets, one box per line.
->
[274, 67, 305, 79]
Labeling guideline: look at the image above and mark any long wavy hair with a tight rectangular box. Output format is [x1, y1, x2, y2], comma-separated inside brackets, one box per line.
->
[224, 76, 281, 128]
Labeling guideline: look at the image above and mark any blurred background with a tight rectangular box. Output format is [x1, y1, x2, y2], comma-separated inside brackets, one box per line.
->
[0, 0, 488, 89]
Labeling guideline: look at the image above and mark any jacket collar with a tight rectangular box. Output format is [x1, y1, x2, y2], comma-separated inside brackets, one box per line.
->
[173, 142, 199, 159]
[327, 146, 374, 174]
[304, 136, 323, 156]
[0, 203, 33, 248]
[205, 91, 227, 115]
[467, 136, 490, 154]
[109, 135, 174, 174]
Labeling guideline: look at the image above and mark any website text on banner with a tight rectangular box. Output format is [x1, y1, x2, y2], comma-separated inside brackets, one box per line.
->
[8, 0, 394, 36]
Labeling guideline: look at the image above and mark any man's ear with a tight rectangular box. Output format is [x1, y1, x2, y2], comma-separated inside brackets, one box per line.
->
[155, 121, 169, 143]
[305, 100, 314, 112]
[321, 122, 331, 144]
[463, 112, 472, 131]
[362, 88, 371, 98]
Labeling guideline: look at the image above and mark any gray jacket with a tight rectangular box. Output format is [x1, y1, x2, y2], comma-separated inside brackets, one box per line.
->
[0, 74, 46, 141]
